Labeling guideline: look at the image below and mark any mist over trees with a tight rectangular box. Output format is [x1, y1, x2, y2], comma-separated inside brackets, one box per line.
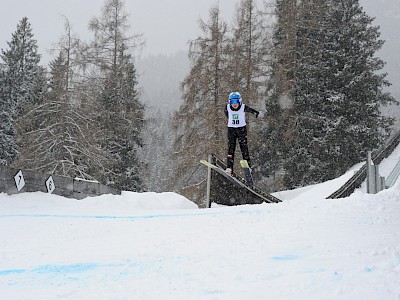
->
[136, 52, 189, 192]
[0, 0, 398, 204]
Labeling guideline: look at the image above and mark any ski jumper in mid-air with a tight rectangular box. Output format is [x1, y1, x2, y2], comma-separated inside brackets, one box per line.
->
[224, 92, 264, 176]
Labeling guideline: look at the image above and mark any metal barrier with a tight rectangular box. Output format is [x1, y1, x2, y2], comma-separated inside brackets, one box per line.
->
[0, 166, 120, 199]
[386, 159, 400, 188]
[327, 129, 400, 199]
[366, 151, 387, 194]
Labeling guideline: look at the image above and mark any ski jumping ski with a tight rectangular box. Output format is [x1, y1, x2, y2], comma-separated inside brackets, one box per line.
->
[240, 159, 253, 188]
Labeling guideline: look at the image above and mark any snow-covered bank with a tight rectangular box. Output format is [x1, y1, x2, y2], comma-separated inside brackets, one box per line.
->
[1, 182, 400, 299]
[0, 191, 197, 216]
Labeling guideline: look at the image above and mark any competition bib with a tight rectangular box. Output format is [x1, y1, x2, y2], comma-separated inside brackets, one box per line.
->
[227, 104, 246, 128]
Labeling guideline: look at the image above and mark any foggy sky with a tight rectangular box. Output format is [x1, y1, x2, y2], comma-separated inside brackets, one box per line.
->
[1, 0, 399, 99]
[0, 1, 397, 61]
[0, 0, 247, 63]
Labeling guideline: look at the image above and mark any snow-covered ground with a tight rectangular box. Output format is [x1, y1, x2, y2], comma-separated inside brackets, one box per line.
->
[1, 147, 400, 299]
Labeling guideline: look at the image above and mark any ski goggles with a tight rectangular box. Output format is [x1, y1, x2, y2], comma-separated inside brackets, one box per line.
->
[229, 99, 240, 105]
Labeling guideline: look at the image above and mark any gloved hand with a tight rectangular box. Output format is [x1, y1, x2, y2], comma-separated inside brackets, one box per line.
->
[258, 111, 265, 118]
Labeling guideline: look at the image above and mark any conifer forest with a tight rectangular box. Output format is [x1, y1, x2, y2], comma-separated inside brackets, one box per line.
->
[1, 0, 398, 206]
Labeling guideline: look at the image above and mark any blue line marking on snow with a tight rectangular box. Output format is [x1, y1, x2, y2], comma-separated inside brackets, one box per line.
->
[271, 255, 300, 261]
[0, 259, 180, 284]
[0, 209, 273, 220]
[32, 263, 100, 274]
[0, 269, 26, 276]
[0, 213, 188, 220]
[0, 262, 113, 281]
[0, 263, 101, 277]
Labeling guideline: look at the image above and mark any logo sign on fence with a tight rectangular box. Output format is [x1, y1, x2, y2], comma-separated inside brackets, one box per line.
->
[46, 176, 55, 194]
[14, 170, 25, 191]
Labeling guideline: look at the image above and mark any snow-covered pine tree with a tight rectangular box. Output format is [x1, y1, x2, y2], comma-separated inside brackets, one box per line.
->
[0, 65, 17, 166]
[99, 52, 144, 191]
[13, 51, 114, 179]
[261, 0, 298, 190]
[0, 17, 42, 166]
[88, 0, 145, 191]
[282, 0, 332, 187]
[283, 0, 397, 188]
[323, 0, 396, 172]
[170, 5, 229, 205]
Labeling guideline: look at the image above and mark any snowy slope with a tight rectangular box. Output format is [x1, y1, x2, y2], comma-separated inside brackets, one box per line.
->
[1, 147, 400, 299]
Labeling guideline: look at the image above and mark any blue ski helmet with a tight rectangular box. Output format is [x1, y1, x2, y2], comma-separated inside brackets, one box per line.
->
[229, 92, 242, 105]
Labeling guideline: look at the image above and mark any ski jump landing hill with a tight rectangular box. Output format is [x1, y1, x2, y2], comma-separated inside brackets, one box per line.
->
[205, 129, 400, 206]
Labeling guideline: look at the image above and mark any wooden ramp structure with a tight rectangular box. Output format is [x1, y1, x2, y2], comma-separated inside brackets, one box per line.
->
[202, 155, 281, 207]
